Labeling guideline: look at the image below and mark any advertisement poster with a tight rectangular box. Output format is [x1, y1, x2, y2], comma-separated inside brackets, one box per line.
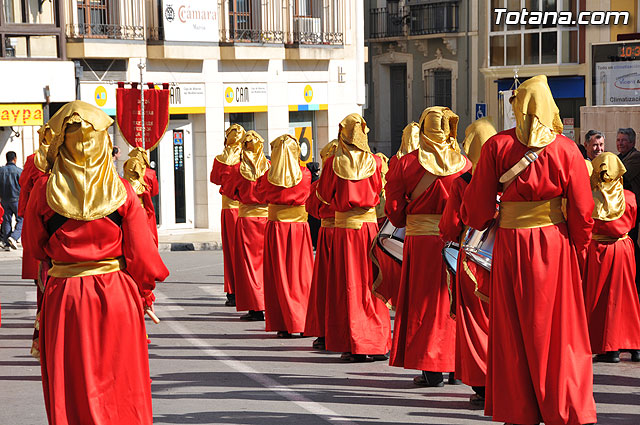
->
[162, 0, 219, 43]
[595, 61, 640, 105]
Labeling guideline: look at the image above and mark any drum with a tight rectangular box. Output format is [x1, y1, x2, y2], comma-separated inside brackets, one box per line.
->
[442, 242, 460, 276]
[376, 219, 405, 263]
[462, 220, 496, 271]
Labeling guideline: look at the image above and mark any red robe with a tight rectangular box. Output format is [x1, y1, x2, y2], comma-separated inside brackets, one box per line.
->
[304, 180, 335, 337]
[439, 176, 490, 386]
[23, 176, 169, 425]
[584, 190, 640, 353]
[258, 168, 314, 333]
[226, 165, 269, 311]
[385, 151, 469, 372]
[140, 167, 159, 245]
[461, 129, 596, 425]
[18, 154, 44, 280]
[0, 203, 2, 326]
[316, 155, 391, 355]
[210, 159, 239, 295]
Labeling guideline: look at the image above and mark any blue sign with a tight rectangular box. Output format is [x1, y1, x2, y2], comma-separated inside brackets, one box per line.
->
[475, 103, 487, 120]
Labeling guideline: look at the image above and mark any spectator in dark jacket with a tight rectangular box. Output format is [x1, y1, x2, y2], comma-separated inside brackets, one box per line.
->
[0, 151, 23, 249]
[306, 162, 321, 249]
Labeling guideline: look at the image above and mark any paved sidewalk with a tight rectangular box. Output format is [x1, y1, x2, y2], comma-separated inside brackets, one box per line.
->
[158, 228, 221, 252]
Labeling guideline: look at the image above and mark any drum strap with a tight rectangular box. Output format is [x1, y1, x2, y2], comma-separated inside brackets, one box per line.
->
[410, 170, 437, 201]
[499, 146, 545, 193]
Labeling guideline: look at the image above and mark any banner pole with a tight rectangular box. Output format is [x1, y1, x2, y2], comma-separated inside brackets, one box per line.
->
[138, 60, 145, 148]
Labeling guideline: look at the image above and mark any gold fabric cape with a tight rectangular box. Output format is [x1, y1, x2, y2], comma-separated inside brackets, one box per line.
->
[509, 75, 563, 148]
[332, 113, 377, 180]
[267, 134, 303, 188]
[216, 124, 245, 166]
[417, 106, 467, 176]
[45, 100, 127, 221]
[123, 147, 150, 195]
[590, 152, 626, 221]
[397, 122, 420, 159]
[462, 117, 497, 173]
[239, 130, 270, 181]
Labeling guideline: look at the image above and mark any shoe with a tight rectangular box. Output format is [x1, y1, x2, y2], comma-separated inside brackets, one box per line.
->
[594, 351, 620, 363]
[413, 371, 444, 387]
[277, 331, 292, 338]
[312, 337, 325, 350]
[630, 350, 640, 362]
[340, 352, 372, 362]
[6, 237, 17, 250]
[2, 244, 9, 252]
[239, 310, 264, 321]
[368, 353, 389, 361]
[469, 393, 485, 407]
[448, 372, 462, 385]
[224, 293, 236, 307]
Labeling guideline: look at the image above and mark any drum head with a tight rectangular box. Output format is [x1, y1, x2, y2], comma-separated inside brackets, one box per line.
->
[442, 244, 459, 275]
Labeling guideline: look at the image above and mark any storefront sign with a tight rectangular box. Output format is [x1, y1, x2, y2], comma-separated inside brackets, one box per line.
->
[162, 0, 219, 43]
[295, 126, 313, 164]
[166, 83, 205, 114]
[288, 83, 328, 111]
[223, 84, 268, 113]
[595, 61, 640, 105]
[0, 104, 43, 126]
[80, 83, 117, 115]
[116, 85, 170, 150]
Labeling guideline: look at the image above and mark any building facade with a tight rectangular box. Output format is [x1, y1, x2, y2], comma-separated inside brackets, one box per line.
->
[0, 0, 366, 238]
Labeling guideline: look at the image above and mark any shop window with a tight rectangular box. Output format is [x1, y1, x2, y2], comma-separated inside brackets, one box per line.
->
[488, 0, 578, 67]
[228, 113, 255, 131]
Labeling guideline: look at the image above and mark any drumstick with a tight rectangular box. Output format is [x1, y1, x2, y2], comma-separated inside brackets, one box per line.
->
[145, 307, 160, 324]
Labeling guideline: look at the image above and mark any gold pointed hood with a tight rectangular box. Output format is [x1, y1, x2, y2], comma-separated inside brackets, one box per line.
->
[123, 147, 150, 195]
[509, 75, 563, 148]
[333, 113, 377, 180]
[397, 122, 420, 159]
[416, 106, 467, 176]
[268, 134, 303, 188]
[590, 152, 627, 221]
[462, 118, 497, 173]
[216, 124, 245, 166]
[239, 130, 270, 181]
[44, 100, 127, 221]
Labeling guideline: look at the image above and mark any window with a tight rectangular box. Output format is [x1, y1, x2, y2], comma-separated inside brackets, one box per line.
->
[77, 0, 119, 38]
[3, 0, 55, 24]
[488, 0, 579, 67]
[229, 0, 252, 40]
[426, 69, 452, 108]
[0, 0, 61, 58]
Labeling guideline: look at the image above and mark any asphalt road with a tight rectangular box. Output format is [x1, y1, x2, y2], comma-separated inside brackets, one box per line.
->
[1, 250, 639, 424]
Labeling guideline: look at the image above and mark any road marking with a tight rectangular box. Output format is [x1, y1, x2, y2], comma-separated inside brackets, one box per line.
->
[198, 285, 225, 299]
[153, 291, 184, 311]
[25, 290, 36, 303]
[154, 290, 358, 425]
[173, 262, 222, 273]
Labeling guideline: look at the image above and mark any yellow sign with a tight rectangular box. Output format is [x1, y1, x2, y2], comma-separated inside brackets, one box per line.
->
[225, 87, 234, 103]
[295, 126, 313, 164]
[94, 86, 107, 107]
[0, 104, 43, 126]
[303, 85, 313, 103]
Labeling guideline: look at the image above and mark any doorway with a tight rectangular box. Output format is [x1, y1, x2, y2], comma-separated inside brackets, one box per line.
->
[389, 64, 407, 154]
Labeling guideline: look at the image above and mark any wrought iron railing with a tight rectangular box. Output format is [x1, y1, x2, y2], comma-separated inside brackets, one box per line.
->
[67, 0, 144, 40]
[369, 1, 459, 39]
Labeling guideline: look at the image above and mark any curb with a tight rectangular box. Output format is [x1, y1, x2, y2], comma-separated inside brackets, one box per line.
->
[158, 241, 222, 252]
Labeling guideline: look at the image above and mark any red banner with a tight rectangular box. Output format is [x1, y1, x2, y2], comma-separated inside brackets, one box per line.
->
[116, 83, 170, 151]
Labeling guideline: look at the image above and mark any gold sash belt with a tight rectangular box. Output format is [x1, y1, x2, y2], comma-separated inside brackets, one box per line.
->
[405, 214, 442, 236]
[222, 194, 239, 209]
[268, 204, 308, 222]
[238, 203, 268, 218]
[321, 218, 335, 228]
[335, 207, 377, 230]
[48, 256, 126, 278]
[499, 197, 565, 229]
[592, 233, 629, 243]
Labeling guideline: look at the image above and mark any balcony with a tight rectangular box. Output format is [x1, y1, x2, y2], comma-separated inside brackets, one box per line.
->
[369, 1, 459, 40]
[65, 0, 146, 58]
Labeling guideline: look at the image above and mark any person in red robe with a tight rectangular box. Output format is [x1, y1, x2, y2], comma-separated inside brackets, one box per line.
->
[258, 134, 313, 337]
[385, 106, 470, 386]
[210, 124, 245, 307]
[0, 203, 2, 325]
[460, 75, 597, 425]
[226, 130, 270, 321]
[316, 113, 391, 362]
[584, 152, 640, 363]
[22, 100, 169, 425]
[439, 117, 496, 405]
[123, 147, 159, 246]
[371, 122, 419, 308]
[304, 140, 338, 349]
